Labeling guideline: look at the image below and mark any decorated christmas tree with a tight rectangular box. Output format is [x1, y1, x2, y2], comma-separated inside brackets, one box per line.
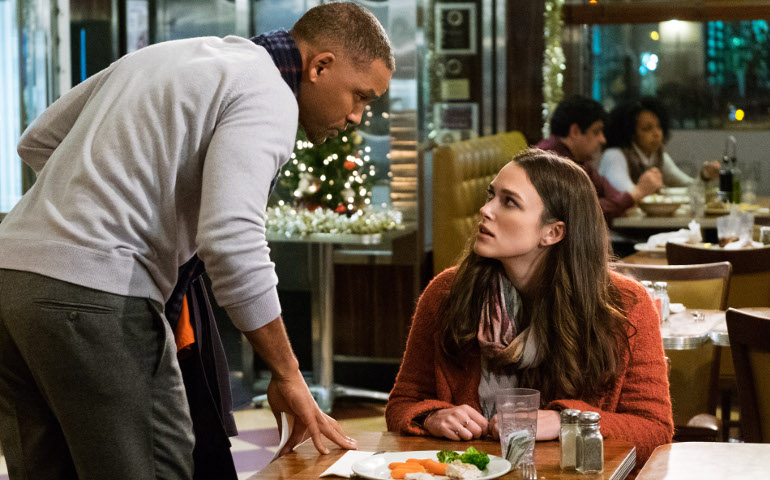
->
[275, 128, 376, 214]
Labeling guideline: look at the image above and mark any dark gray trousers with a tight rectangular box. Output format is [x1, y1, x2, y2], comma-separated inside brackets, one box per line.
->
[0, 269, 194, 480]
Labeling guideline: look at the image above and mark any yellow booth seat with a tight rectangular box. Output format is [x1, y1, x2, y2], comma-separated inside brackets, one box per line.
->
[432, 131, 528, 275]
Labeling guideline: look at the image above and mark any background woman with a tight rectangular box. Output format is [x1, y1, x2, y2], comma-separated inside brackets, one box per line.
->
[386, 148, 673, 468]
[599, 97, 719, 193]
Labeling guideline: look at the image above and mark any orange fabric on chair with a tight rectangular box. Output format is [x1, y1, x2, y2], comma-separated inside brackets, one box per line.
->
[175, 295, 195, 352]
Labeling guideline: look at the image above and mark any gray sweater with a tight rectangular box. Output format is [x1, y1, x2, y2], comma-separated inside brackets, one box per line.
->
[0, 35, 298, 331]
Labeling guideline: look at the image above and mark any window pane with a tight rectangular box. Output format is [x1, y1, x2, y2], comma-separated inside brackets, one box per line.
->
[0, 0, 22, 212]
[592, 20, 770, 129]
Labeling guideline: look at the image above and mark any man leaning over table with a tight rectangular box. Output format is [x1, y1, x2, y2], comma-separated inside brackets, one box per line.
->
[538, 95, 663, 223]
[0, 2, 393, 479]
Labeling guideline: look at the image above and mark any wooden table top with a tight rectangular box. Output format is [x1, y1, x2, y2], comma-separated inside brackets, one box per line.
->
[251, 431, 636, 480]
[637, 442, 770, 479]
[616, 251, 668, 265]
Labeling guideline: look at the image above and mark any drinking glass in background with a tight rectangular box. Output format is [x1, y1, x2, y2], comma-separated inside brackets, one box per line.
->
[742, 161, 761, 205]
[689, 181, 706, 219]
[496, 388, 540, 468]
[717, 211, 754, 247]
[760, 226, 770, 246]
[743, 178, 757, 205]
[716, 215, 738, 247]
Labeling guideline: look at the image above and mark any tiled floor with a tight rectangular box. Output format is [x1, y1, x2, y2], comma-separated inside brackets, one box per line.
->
[0, 398, 387, 480]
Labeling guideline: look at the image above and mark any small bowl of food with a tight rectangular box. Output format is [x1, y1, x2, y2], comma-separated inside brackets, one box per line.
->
[639, 195, 683, 217]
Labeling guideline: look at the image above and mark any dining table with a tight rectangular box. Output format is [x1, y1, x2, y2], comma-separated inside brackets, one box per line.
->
[636, 442, 770, 479]
[250, 430, 637, 480]
[616, 250, 770, 349]
[612, 196, 770, 232]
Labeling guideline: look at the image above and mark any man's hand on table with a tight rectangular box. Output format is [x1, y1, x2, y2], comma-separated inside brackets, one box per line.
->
[243, 316, 357, 457]
[267, 369, 357, 456]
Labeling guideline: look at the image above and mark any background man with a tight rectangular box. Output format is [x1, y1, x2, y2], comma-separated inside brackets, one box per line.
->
[538, 96, 661, 222]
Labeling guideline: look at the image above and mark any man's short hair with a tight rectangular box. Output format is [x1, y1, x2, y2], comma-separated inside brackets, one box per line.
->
[550, 95, 607, 137]
[292, 2, 395, 71]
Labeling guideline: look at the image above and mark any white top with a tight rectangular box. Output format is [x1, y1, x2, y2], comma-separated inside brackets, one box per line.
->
[599, 145, 694, 193]
[0, 35, 298, 331]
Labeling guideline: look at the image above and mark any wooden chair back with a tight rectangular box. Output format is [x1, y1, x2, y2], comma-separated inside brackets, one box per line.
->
[611, 262, 731, 428]
[612, 262, 731, 311]
[726, 308, 770, 442]
[666, 243, 770, 308]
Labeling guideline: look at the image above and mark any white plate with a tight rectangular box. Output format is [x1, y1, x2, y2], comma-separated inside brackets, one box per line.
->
[634, 243, 665, 253]
[660, 187, 689, 196]
[351, 450, 511, 480]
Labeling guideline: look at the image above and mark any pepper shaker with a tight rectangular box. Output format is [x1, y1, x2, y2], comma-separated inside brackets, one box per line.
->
[576, 411, 603, 474]
[560, 409, 581, 470]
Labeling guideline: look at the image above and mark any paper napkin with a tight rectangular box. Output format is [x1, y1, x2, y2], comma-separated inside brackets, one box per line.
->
[646, 220, 702, 248]
[270, 412, 296, 463]
[320, 450, 377, 478]
[723, 238, 763, 250]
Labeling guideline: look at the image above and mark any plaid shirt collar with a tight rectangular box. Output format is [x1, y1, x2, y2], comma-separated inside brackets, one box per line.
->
[249, 29, 302, 97]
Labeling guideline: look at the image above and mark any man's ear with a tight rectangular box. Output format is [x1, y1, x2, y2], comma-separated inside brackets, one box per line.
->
[541, 221, 565, 246]
[567, 123, 583, 139]
[307, 52, 336, 83]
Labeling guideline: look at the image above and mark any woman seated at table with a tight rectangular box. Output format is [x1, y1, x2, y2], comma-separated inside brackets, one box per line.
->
[599, 97, 720, 193]
[385, 148, 673, 467]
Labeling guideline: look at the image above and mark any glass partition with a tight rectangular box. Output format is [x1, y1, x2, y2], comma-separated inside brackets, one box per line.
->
[0, 0, 55, 212]
[591, 19, 770, 129]
[1, 0, 22, 212]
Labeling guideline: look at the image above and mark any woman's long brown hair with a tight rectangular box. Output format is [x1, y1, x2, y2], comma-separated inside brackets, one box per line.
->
[438, 148, 631, 404]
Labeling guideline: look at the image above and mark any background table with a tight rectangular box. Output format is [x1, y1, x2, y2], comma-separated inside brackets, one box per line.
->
[251, 431, 636, 480]
[637, 442, 770, 479]
[613, 197, 770, 232]
[662, 309, 724, 350]
[249, 227, 415, 413]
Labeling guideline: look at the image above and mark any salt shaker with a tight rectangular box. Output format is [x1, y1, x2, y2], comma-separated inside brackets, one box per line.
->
[576, 411, 603, 474]
[642, 280, 662, 322]
[560, 409, 581, 470]
[653, 281, 670, 321]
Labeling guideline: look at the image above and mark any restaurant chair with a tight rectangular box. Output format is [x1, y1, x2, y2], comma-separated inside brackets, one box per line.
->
[726, 308, 770, 443]
[611, 261, 732, 442]
[667, 242, 770, 440]
[432, 131, 528, 275]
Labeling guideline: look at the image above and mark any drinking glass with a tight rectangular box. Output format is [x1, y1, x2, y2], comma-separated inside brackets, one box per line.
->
[496, 388, 540, 468]
[689, 181, 706, 219]
[761, 226, 770, 246]
[717, 215, 738, 247]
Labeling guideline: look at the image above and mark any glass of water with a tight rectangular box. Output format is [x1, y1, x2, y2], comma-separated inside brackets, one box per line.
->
[495, 388, 540, 468]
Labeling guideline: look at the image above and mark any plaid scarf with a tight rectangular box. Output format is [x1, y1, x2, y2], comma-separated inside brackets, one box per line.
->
[249, 29, 302, 97]
[249, 29, 303, 194]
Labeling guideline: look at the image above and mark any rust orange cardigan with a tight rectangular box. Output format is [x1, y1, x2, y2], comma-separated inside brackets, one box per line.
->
[386, 268, 674, 468]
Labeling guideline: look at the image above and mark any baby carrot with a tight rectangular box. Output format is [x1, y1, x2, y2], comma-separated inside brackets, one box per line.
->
[420, 459, 447, 475]
[388, 462, 425, 470]
[390, 466, 426, 479]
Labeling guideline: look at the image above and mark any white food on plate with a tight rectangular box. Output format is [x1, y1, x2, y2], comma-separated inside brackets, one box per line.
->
[404, 473, 442, 480]
[446, 460, 482, 479]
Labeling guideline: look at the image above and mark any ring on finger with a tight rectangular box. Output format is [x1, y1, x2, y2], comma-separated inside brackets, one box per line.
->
[463, 419, 470, 427]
